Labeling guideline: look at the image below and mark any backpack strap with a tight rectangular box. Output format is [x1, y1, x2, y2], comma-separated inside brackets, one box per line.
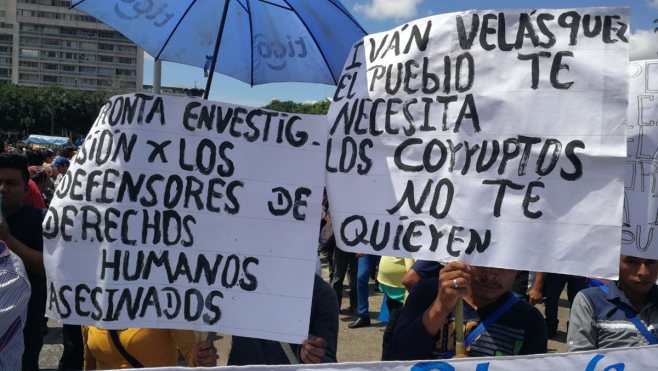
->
[465, 294, 520, 348]
[109, 330, 144, 368]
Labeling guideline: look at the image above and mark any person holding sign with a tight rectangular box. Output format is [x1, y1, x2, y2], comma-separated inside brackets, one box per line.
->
[81, 327, 218, 369]
[389, 262, 547, 360]
[567, 256, 658, 351]
[228, 275, 339, 365]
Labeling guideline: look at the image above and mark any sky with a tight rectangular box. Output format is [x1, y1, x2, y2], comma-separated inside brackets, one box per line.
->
[142, 0, 658, 107]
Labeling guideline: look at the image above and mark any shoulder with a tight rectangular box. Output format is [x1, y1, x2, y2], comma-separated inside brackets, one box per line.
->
[411, 277, 439, 297]
[573, 288, 599, 307]
[24, 182, 46, 209]
[578, 286, 606, 301]
[570, 287, 605, 315]
[507, 295, 544, 325]
[313, 275, 338, 307]
[404, 277, 438, 310]
[170, 329, 197, 344]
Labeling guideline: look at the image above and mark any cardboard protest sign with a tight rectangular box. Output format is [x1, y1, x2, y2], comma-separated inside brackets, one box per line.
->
[43, 94, 327, 343]
[141, 345, 658, 371]
[623, 60, 658, 260]
[327, 8, 629, 278]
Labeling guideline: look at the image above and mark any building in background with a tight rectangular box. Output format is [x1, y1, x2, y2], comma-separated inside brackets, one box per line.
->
[0, 0, 143, 91]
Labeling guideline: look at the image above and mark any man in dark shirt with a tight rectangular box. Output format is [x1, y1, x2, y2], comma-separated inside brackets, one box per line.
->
[390, 262, 547, 360]
[228, 274, 339, 365]
[0, 153, 46, 371]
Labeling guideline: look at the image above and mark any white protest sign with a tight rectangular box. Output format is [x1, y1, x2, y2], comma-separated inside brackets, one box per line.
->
[136, 345, 657, 371]
[623, 60, 658, 260]
[43, 94, 327, 343]
[327, 8, 629, 278]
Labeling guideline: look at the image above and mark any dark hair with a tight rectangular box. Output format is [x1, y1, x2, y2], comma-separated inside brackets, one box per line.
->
[59, 147, 76, 159]
[0, 153, 29, 185]
[25, 150, 45, 166]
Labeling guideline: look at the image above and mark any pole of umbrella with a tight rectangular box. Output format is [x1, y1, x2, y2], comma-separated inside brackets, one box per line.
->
[154, 59, 162, 95]
[203, 0, 231, 100]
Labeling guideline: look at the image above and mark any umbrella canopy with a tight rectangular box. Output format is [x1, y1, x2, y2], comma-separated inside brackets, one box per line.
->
[72, 0, 367, 91]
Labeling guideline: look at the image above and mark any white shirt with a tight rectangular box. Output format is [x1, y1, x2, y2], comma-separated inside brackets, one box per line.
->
[0, 242, 31, 371]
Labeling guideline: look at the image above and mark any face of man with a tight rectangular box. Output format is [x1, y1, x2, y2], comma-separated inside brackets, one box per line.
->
[619, 255, 658, 296]
[0, 168, 27, 214]
[57, 164, 68, 175]
[471, 266, 517, 304]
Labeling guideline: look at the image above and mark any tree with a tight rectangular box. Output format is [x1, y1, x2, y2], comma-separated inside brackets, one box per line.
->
[0, 84, 109, 136]
[264, 99, 331, 115]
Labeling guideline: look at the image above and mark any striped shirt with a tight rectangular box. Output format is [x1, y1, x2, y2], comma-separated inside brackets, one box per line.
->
[390, 278, 548, 361]
[0, 243, 31, 371]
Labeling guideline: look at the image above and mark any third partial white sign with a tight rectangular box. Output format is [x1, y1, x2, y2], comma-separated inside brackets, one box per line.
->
[624, 59, 658, 260]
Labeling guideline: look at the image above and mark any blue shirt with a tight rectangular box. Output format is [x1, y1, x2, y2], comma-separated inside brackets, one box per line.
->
[0, 242, 31, 371]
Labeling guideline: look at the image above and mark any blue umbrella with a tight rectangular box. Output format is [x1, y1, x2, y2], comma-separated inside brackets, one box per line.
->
[71, 0, 367, 98]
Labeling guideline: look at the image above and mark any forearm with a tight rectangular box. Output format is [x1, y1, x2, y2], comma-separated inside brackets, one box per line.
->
[422, 301, 450, 336]
[532, 272, 545, 289]
[6, 236, 43, 275]
[389, 303, 444, 361]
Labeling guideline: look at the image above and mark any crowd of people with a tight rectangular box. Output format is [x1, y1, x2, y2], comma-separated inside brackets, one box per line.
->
[0, 144, 657, 370]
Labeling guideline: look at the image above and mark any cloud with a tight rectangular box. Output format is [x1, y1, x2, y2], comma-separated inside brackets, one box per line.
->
[631, 29, 658, 61]
[354, 0, 423, 20]
[648, 0, 658, 9]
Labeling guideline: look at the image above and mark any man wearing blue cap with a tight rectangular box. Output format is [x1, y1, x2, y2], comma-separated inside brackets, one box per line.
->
[52, 156, 70, 186]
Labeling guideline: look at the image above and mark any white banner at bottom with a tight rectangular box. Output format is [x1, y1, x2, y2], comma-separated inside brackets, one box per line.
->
[134, 344, 655, 370]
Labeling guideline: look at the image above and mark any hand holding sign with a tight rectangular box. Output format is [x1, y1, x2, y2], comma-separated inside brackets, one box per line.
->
[193, 340, 218, 367]
[300, 336, 328, 364]
[423, 262, 472, 336]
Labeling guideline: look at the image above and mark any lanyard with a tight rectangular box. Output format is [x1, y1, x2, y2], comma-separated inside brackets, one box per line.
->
[596, 284, 658, 345]
[464, 294, 520, 348]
